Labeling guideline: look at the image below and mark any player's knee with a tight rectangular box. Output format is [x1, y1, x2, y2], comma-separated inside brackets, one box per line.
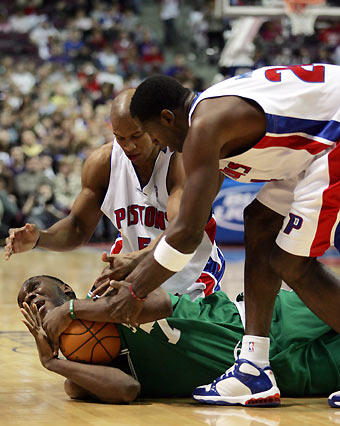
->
[244, 200, 283, 245]
[269, 245, 312, 285]
[244, 203, 261, 241]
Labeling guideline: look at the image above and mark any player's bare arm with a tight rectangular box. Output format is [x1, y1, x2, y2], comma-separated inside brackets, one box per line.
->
[166, 151, 185, 221]
[5, 143, 112, 258]
[165, 95, 266, 250]
[42, 286, 172, 348]
[21, 301, 140, 403]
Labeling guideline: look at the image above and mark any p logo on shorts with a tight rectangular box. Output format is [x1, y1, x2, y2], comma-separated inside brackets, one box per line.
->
[283, 213, 303, 234]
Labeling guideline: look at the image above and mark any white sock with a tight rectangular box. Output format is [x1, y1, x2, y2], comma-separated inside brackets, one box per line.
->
[239, 335, 270, 368]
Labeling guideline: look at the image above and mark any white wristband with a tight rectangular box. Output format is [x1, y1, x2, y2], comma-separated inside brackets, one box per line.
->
[154, 236, 196, 272]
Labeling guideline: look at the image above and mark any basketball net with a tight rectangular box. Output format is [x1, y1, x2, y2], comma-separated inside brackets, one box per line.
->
[284, 0, 325, 35]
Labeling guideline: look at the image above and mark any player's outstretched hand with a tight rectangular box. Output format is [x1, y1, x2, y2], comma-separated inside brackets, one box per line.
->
[106, 280, 144, 326]
[42, 303, 72, 357]
[92, 252, 138, 297]
[21, 302, 56, 368]
[5, 223, 40, 260]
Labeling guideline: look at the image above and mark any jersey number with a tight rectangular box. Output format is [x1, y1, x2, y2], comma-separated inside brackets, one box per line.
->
[220, 162, 251, 179]
[140, 319, 181, 344]
[265, 65, 325, 83]
[138, 237, 151, 250]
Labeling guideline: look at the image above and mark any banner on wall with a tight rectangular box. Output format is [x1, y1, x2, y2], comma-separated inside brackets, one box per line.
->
[213, 178, 264, 244]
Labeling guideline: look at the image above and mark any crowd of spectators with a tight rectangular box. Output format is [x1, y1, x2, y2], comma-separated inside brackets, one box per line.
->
[0, 0, 339, 242]
[0, 0, 210, 242]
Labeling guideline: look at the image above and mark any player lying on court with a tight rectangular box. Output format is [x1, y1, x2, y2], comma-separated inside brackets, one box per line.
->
[5, 89, 224, 300]
[19, 275, 340, 405]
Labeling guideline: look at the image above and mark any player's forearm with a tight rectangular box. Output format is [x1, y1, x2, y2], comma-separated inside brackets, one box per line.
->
[69, 298, 118, 323]
[125, 252, 175, 299]
[70, 290, 172, 324]
[37, 216, 88, 251]
[45, 358, 140, 403]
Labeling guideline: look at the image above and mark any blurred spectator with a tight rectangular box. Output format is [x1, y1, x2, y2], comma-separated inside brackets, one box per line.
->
[0, 175, 20, 240]
[160, 0, 179, 47]
[23, 182, 66, 229]
[97, 64, 124, 93]
[9, 146, 25, 176]
[166, 54, 190, 81]
[63, 30, 84, 58]
[54, 156, 82, 212]
[30, 21, 59, 60]
[40, 153, 56, 181]
[9, 8, 45, 34]
[14, 156, 52, 208]
[97, 45, 119, 69]
[21, 130, 43, 157]
[10, 62, 36, 95]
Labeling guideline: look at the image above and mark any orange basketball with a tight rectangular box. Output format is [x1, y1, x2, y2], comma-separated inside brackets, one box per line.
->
[60, 320, 121, 365]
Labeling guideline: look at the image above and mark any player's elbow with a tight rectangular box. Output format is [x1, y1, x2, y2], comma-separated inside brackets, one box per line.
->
[101, 381, 141, 403]
[119, 381, 141, 403]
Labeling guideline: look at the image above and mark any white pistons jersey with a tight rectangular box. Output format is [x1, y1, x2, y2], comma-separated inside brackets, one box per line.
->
[189, 64, 340, 257]
[189, 64, 340, 183]
[101, 141, 225, 299]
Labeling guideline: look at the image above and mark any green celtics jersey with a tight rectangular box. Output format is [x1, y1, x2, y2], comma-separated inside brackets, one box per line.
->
[117, 291, 340, 398]
[117, 291, 242, 397]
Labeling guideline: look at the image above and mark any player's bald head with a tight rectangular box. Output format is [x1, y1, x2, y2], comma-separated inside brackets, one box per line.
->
[110, 89, 136, 120]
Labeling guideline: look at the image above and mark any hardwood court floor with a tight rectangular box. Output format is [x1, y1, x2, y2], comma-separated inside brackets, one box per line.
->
[1, 247, 340, 426]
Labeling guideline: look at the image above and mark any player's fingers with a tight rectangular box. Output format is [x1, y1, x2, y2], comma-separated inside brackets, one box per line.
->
[101, 251, 109, 262]
[102, 252, 116, 262]
[108, 280, 122, 290]
[4, 247, 12, 260]
[20, 308, 36, 329]
[25, 223, 35, 232]
[32, 303, 43, 329]
[93, 271, 112, 289]
[5, 235, 12, 245]
[5, 237, 14, 252]
[22, 302, 39, 327]
[93, 273, 110, 286]
[93, 281, 111, 297]
[21, 319, 36, 335]
[8, 228, 21, 239]
[101, 285, 116, 297]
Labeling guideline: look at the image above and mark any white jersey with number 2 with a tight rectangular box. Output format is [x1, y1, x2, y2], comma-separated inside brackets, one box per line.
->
[189, 64, 340, 257]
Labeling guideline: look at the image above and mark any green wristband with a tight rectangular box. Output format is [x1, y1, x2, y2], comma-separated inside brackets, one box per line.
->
[69, 299, 77, 320]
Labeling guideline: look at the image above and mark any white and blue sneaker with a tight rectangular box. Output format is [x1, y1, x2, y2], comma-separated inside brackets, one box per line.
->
[192, 358, 280, 407]
[328, 391, 340, 408]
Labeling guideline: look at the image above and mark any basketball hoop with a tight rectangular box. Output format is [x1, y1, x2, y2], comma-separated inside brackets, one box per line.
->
[284, 0, 325, 35]
[285, 0, 325, 12]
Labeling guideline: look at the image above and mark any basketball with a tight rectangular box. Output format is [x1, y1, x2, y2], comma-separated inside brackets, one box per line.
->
[59, 320, 121, 365]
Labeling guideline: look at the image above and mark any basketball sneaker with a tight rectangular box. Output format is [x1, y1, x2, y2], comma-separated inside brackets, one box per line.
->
[192, 358, 280, 406]
[328, 391, 340, 408]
